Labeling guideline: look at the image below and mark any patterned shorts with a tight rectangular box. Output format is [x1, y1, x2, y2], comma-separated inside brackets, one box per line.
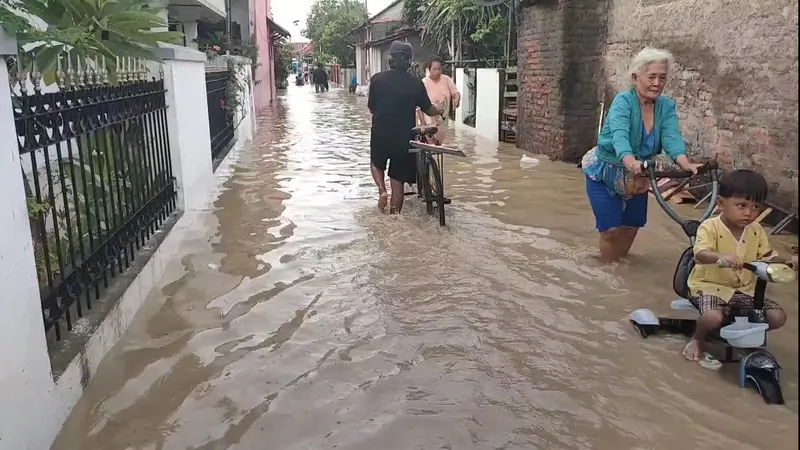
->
[697, 290, 783, 315]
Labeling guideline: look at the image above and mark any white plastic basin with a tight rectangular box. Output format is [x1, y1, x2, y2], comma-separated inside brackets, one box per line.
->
[719, 317, 768, 348]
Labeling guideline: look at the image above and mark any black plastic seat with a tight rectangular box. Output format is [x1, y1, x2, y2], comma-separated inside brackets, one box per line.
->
[673, 247, 699, 308]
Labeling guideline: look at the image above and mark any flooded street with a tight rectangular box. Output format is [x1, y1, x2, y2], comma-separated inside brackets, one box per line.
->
[52, 85, 798, 450]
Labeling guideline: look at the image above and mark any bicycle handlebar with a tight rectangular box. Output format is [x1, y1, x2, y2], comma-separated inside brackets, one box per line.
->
[640, 160, 719, 179]
[640, 159, 720, 229]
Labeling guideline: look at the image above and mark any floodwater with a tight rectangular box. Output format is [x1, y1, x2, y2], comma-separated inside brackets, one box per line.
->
[52, 85, 798, 450]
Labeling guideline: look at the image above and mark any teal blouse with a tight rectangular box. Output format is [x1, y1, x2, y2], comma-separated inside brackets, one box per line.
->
[583, 89, 687, 197]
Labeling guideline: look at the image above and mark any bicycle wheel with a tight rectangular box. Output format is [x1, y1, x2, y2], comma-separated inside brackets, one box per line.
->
[426, 154, 445, 226]
[421, 153, 435, 215]
[415, 151, 426, 200]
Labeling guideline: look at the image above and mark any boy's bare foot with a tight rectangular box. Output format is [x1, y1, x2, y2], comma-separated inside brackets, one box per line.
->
[378, 191, 388, 211]
[684, 339, 722, 370]
[682, 339, 701, 361]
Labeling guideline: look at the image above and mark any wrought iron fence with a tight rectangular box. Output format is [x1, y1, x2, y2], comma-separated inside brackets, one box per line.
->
[10, 57, 176, 343]
[205, 68, 235, 161]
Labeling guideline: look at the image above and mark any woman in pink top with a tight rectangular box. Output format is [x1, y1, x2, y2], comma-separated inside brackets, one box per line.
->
[417, 57, 461, 144]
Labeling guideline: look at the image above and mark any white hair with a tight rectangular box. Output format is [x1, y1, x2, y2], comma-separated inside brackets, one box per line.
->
[628, 47, 674, 79]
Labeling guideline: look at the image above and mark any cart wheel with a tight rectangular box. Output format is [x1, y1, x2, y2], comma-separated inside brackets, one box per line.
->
[745, 368, 784, 405]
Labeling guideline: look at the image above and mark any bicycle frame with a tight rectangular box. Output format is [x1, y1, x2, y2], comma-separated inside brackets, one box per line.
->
[408, 136, 466, 226]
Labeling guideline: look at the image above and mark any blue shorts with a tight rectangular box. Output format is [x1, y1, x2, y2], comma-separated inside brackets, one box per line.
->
[585, 175, 648, 232]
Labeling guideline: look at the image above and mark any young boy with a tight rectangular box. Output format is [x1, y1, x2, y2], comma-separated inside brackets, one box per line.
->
[684, 169, 789, 369]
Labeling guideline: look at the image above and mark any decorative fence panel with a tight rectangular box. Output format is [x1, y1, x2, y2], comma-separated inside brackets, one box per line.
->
[205, 68, 235, 161]
[9, 57, 176, 343]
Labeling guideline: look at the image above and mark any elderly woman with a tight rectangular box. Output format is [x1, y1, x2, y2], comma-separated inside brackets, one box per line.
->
[582, 47, 703, 263]
[417, 56, 460, 144]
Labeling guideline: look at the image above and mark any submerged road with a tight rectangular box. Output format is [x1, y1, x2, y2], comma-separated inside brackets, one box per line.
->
[52, 84, 798, 450]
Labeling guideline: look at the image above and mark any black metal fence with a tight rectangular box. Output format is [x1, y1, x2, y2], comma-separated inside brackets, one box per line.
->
[205, 69, 235, 161]
[11, 62, 176, 343]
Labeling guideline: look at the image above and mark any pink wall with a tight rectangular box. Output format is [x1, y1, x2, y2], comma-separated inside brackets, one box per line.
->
[251, 0, 275, 114]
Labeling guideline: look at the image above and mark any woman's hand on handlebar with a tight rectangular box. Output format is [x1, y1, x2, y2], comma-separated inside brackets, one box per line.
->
[675, 155, 704, 175]
[622, 155, 643, 176]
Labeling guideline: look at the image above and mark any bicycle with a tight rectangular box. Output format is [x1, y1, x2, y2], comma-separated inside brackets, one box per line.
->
[407, 125, 467, 226]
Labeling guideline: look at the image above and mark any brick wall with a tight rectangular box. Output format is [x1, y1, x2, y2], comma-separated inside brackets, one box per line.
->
[517, 0, 799, 210]
[517, 0, 608, 162]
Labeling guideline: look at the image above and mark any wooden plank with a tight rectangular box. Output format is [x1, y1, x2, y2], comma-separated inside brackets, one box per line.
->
[504, 91, 518, 98]
[504, 80, 518, 86]
[754, 207, 773, 224]
[503, 108, 517, 117]
[648, 178, 673, 193]
[693, 191, 714, 209]
[663, 177, 694, 202]
[505, 67, 517, 74]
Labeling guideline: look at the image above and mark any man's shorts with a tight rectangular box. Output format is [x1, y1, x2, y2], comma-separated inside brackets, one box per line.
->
[370, 139, 416, 184]
[697, 290, 783, 315]
[585, 175, 648, 232]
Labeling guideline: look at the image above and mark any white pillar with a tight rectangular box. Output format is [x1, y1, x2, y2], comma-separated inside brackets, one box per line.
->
[455, 67, 467, 124]
[155, 47, 214, 211]
[475, 68, 501, 142]
[0, 29, 59, 450]
[182, 21, 199, 49]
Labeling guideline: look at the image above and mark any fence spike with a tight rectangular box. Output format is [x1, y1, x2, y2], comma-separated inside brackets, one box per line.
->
[67, 53, 76, 90]
[137, 57, 144, 81]
[31, 60, 42, 93]
[101, 57, 109, 85]
[123, 57, 130, 83]
[141, 58, 148, 81]
[120, 56, 128, 83]
[17, 67, 28, 95]
[56, 55, 66, 90]
[88, 56, 97, 86]
[76, 55, 85, 89]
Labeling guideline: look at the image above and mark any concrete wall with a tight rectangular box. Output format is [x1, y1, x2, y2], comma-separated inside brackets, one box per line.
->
[355, 48, 365, 84]
[475, 68, 501, 141]
[517, 0, 799, 209]
[455, 67, 477, 126]
[253, 0, 275, 113]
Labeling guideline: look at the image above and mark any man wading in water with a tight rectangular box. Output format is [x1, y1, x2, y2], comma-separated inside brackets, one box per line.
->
[312, 63, 328, 93]
[368, 41, 443, 213]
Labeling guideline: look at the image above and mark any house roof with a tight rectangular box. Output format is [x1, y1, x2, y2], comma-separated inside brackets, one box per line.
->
[267, 18, 291, 40]
[292, 42, 313, 55]
[347, 0, 405, 38]
[367, 0, 404, 23]
[361, 27, 418, 48]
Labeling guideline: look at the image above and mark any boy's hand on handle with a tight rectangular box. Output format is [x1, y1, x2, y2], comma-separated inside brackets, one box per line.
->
[716, 254, 745, 270]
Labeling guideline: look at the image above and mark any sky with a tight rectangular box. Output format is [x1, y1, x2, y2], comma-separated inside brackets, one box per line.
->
[271, 0, 396, 43]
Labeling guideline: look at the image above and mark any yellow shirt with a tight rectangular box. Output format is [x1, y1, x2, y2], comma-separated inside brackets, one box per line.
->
[688, 216, 772, 301]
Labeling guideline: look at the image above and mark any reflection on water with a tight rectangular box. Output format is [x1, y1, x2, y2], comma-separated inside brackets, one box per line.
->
[52, 84, 798, 450]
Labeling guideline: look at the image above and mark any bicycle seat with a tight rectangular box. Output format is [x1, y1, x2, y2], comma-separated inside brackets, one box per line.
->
[412, 125, 438, 136]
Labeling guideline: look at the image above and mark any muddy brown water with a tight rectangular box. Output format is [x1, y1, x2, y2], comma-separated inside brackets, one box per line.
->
[51, 85, 798, 450]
